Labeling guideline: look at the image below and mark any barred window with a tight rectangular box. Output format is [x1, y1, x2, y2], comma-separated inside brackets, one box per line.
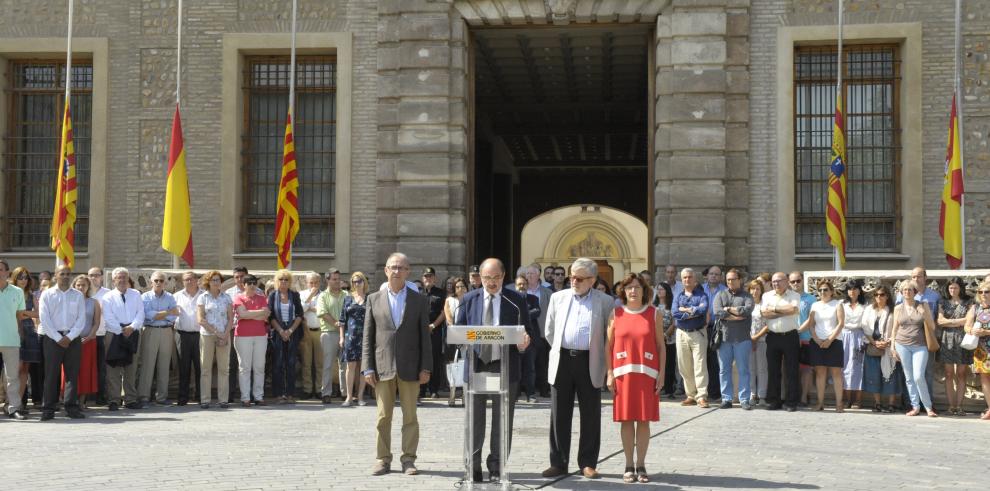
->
[794, 45, 901, 254]
[242, 56, 336, 252]
[3, 60, 92, 250]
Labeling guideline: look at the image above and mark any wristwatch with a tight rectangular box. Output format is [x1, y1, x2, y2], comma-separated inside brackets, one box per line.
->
[428, 323, 435, 330]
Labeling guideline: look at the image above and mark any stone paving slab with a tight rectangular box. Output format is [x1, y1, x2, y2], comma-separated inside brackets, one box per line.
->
[1, 397, 984, 490]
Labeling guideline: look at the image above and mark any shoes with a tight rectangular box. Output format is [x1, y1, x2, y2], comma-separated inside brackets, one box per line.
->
[108, 402, 119, 411]
[40, 412, 55, 421]
[785, 405, 798, 412]
[680, 398, 696, 406]
[66, 409, 86, 419]
[623, 467, 636, 484]
[541, 466, 566, 478]
[472, 470, 484, 483]
[8, 410, 27, 420]
[402, 461, 418, 475]
[219, 402, 229, 409]
[741, 402, 752, 410]
[719, 401, 732, 409]
[124, 401, 143, 410]
[882, 405, 895, 413]
[371, 461, 390, 476]
[322, 395, 332, 404]
[636, 466, 649, 483]
[342, 399, 353, 407]
[156, 399, 173, 406]
[200, 403, 210, 409]
[697, 399, 710, 409]
[581, 467, 600, 479]
[766, 403, 782, 411]
[489, 471, 500, 483]
[241, 401, 251, 407]
[177, 400, 188, 407]
[430, 392, 440, 399]
[358, 399, 367, 406]
[254, 399, 267, 406]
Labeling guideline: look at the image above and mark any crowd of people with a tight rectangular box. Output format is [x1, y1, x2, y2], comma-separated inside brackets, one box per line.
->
[1, 256, 989, 484]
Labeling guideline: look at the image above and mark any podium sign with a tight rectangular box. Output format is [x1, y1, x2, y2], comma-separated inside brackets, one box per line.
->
[447, 325, 524, 490]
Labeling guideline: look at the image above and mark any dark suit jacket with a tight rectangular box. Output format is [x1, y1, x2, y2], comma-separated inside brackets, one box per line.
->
[455, 286, 539, 383]
[361, 286, 432, 382]
[268, 289, 305, 342]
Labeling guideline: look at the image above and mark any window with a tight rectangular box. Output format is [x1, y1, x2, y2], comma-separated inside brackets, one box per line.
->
[4, 60, 92, 250]
[242, 55, 336, 252]
[793, 45, 901, 253]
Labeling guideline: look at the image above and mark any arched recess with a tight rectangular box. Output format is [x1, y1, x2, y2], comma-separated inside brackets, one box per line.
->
[521, 205, 648, 281]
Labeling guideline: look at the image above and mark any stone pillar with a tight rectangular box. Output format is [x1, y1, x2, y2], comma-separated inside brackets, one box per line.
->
[654, 0, 749, 269]
[378, 0, 468, 278]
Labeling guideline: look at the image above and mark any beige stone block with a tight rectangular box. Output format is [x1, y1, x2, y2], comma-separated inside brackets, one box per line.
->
[378, 129, 398, 154]
[377, 158, 397, 181]
[398, 99, 451, 125]
[724, 241, 749, 267]
[654, 124, 672, 152]
[668, 125, 726, 151]
[670, 155, 726, 180]
[654, 180, 672, 209]
[727, 12, 749, 37]
[654, 212, 671, 236]
[397, 126, 451, 152]
[396, 155, 449, 180]
[669, 240, 725, 266]
[398, 44, 452, 68]
[671, 39, 726, 65]
[661, 94, 726, 123]
[656, 38, 672, 66]
[396, 240, 456, 265]
[726, 97, 749, 124]
[398, 69, 451, 96]
[378, 46, 400, 71]
[396, 185, 451, 208]
[669, 181, 725, 208]
[377, 214, 397, 237]
[726, 69, 749, 94]
[670, 212, 726, 237]
[377, 102, 398, 126]
[725, 125, 749, 151]
[654, 154, 672, 181]
[398, 13, 451, 41]
[726, 38, 750, 66]
[378, 185, 397, 209]
[725, 152, 749, 180]
[398, 213, 449, 236]
[669, 69, 726, 93]
[671, 12, 727, 37]
[656, 69, 673, 96]
[725, 209, 749, 238]
[378, 73, 400, 98]
[725, 181, 748, 201]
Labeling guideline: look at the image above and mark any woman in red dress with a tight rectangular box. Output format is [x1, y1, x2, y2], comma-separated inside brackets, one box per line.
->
[64, 274, 101, 407]
[607, 273, 665, 484]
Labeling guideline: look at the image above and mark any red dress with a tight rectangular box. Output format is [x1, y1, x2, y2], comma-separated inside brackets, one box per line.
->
[612, 305, 660, 422]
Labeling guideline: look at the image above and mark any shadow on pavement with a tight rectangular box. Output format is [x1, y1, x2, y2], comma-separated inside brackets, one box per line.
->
[528, 473, 821, 490]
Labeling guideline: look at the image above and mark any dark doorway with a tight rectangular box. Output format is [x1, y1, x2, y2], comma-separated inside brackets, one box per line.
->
[470, 26, 651, 268]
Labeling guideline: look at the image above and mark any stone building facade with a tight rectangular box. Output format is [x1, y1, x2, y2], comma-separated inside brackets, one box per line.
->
[0, 0, 986, 284]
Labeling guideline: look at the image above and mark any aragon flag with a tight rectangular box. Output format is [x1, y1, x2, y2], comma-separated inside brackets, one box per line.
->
[162, 104, 195, 267]
[274, 109, 300, 269]
[939, 93, 964, 269]
[50, 96, 77, 268]
[825, 92, 848, 267]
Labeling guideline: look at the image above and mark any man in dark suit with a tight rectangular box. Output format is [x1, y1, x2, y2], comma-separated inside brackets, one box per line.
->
[420, 266, 447, 399]
[456, 258, 538, 484]
[362, 252, 432, 477]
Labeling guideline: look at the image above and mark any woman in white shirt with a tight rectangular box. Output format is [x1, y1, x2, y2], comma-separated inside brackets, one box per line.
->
[748, 279, 769, 406]
[197, 270, 233, 409]
[840, 279, 868, 409]
[443, 277, 468, 407]
[799, 279, 845, 412]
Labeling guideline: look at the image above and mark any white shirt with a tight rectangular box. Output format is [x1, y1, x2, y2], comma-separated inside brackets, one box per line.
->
[561, 291, 593, 350]
[92, 286, 111, 336]
[100, 288, 145, 335]
[173, 288, 204, 333]
[810, 300, 840, 340]
[38, 286, 86, 341]
[842, 302, 866, 331]
[761, 289, 800, 333]
[386, 286, 407, 327]
[301, 288, 321, 328]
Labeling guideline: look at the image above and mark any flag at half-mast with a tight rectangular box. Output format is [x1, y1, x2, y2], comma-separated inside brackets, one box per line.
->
[162, 104, 195, 266]
[939, 92, 964, 269]
[826, 92, 848, 266]
[274, 108, 300, 269]
[50, 96, 77, 268]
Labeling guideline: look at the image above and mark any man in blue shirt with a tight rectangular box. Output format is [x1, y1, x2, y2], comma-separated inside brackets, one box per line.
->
[140, 270, 179, 405]
[702, 266, 727, 400]
[672, 268, 710, 408]
[789, 271, 817, 407]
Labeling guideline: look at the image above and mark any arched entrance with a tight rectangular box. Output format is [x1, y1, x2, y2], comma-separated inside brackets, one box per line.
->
[521, 205, 648, 283]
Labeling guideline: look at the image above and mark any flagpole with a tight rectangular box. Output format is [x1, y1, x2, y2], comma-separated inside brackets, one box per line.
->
[954, 0, 967, 269]
[833, 0, 843, 272]
[286, 0, 297, 271]
[57, 0, 74, 269]
[172, 0, 183, 271]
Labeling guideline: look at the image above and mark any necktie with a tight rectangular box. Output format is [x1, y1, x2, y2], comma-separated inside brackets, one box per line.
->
[480, 295, 494, 364]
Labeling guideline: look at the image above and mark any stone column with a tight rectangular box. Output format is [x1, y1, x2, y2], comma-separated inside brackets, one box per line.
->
[654, 0, 749, 269]
[378, 0, 468, 278]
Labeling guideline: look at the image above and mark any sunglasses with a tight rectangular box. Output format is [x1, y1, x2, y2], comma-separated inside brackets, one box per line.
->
[352, 279, 365, 284]
[979, 290, 990, 294]
[245, 281, 258, 286]
[152, 279, 164, 283]
[818, 288, 831, 293]
[875, 293, 888, 297]
[16, 274, 28, 280]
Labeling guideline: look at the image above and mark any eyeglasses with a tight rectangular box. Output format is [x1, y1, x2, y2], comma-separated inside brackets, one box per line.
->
[875, 292, 888, 297]
[553, 273, 565, 277]
[979, 290, 990, 294]
[818, 288, 831, 293]
[481, 275, 502, 282]
[789, 279, 802, 284]
[15, 274, 28, 280]
[152, 279, 164, 283]
[209, 278, 222, 283]
[87, 273, 101, 277]
[386, 265, 408, 271]
[245, 281, 258, 286]
[571, 276, 593, 283]
[352, 279, 365, 284]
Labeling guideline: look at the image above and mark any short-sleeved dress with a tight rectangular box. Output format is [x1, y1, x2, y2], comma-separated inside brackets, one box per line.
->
[19, 292, 42, 363]
[340, 295, 366, 362]
[937, 299, 973, 365]
[612, 305, 660, 422]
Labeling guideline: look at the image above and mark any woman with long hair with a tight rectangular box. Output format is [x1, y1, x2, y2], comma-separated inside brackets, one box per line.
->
[11, 267, 41, 407]
[69, 274, 101, 408]
[964, 282, 990, 420]
[840, 279, 868, 409]
[748, 279, 769, 406]
[653, 282, 676, 399]
[444, 276, 468, 407]
[340, 271, 370, 406]
[861, 285, 901, 412]
[937, 276, 973, 416]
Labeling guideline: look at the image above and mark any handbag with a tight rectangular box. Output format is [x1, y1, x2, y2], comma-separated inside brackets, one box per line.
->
[924, 321, 940, 353]
[709, 319, 724, 351]
[866, 315, 886, 357]
[961, 333, 980, 351]
[446, 347, 465, 388]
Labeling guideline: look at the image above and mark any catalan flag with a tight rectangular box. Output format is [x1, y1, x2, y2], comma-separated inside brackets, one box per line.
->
[939, 93, 964, 269]
[50, 96, 77, 268]
[274, 109, 300, 269]
[162, 104, 195, 267]
[826, 92, 847, 267]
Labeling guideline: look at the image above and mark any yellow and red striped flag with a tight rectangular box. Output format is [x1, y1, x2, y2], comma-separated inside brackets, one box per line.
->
[50, 96, 77, 268]
[939, 92, 964, 269]
[274, 109, 300, 269]
[162, 104, 195, 267]
[826, 92, 847, 266]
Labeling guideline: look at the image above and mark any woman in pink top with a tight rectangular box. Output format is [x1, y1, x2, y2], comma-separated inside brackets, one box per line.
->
[233, 275, 271, 406]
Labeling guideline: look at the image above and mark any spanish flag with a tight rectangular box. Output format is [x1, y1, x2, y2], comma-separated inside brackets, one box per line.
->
[826, 92, 847, 267]
[939, 93, 964, 269]
[50, 96, 77, 268]
[162, 104, 195, 267]
[274, 108, 300, 269]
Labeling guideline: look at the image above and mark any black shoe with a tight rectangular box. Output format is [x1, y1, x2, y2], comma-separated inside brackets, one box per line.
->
[785, 405, 798, 412]
[322, 395, 332, 404]
[66, 409, 86, 419]
[95, 397, 108, 406]
[124, 401, 143, 410]
[472, 470, 484, 483]
[219, 402, 229, 409]
[40, 412, 55, 421]
[8, 410, 27, 421]
[719, 401, 732, 409]
[177, 400, 188, 406]
[766, 403, 782, 411]
[108, 402, 119, 411]
[489, 472, 500, 483]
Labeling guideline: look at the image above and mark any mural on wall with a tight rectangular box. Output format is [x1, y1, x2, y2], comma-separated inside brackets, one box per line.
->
[565, 231, 617, 258]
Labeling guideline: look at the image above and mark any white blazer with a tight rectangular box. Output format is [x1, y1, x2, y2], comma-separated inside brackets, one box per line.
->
[544, 288, 614, 388]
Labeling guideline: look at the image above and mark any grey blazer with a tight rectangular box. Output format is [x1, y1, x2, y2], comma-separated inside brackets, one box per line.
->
[361, 286, 432, 382]
[544, 288, 615, 389]
[534, 285, 552, 338]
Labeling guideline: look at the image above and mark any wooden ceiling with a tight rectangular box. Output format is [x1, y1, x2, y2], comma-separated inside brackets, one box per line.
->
[474, 26, 650, 169]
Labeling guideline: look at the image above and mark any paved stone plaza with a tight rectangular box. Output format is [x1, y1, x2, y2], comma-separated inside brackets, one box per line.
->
[2, 396, 984, 490]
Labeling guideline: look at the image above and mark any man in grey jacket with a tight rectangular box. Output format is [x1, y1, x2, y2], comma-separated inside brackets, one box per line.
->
[712, 268, 755, 410]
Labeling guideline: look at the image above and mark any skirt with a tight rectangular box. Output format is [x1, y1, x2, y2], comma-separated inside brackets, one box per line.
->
[840, 329, 865, 390]
[937, 328, 974, 365]
[19, 324, 42, 363]
[808, 340, 844, 368]
[343, 329, 363, 362]
[64, 338, 99, 396]
[862, 355, 903, 395]
[613, 372, 660, 422]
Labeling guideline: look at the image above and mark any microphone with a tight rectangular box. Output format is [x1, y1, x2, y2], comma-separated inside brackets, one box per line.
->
[499, 290, 524, 328]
